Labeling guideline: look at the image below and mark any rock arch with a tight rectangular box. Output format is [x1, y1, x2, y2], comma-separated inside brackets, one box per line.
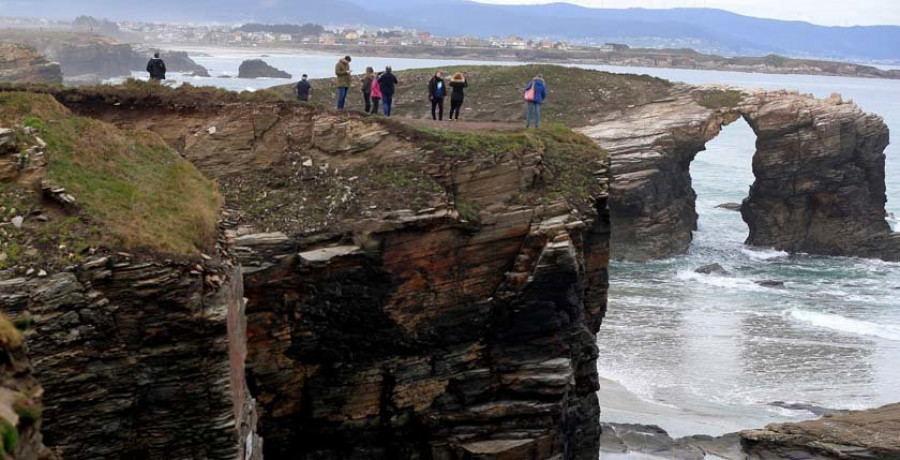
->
[580, 85, 899, 262]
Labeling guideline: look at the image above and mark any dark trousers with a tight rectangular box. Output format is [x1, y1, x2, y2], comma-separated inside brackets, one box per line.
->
[337, 87, 349, 109]
[431, 98, 444, 120]
[383, 94, 394, 116]
[450, 99, 463, 119]
[298, 94, 309, 102]
[371, 97, 381, 114]
[363, 91, 372, 113]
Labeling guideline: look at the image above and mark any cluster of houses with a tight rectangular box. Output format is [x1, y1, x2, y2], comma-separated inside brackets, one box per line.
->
[118, 21, 572, 51]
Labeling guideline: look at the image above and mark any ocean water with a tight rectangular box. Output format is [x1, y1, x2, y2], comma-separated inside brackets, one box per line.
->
[119, 50, 900, 436]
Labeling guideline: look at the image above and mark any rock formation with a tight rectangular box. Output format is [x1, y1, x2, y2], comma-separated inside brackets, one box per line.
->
[238, 59, 291, 79]
[0, 313, 54, 460]
[0, 44, 62, 84]
[741, 403, 900, 459]
[579, 85, 898, 262]
[56, 94, 611, 459]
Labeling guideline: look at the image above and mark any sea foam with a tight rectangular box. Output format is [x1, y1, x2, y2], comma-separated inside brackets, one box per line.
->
[789, 309, 900, 341]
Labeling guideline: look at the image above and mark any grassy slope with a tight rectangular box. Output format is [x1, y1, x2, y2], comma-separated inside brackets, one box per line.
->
[273, 64, 674, 127]
[0, 92, 222, 268]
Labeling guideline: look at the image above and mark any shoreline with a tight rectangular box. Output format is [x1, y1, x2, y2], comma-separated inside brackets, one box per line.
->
[153, 42, 900, 82]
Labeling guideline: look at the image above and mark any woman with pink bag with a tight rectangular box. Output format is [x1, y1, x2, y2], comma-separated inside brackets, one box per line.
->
[524, 73, 547, 129]
[370, 71, 383, 115]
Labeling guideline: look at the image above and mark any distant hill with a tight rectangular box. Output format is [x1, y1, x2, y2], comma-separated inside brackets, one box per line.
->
[7, 0, 900, 61]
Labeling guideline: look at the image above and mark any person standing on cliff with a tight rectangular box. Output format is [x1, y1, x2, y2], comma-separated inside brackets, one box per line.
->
[524, 73, 547, 129]
[428, 71, 447, 121]
[335, 55, 352, 110]
[378, 66, 399, 117]
[146, 52, 166, 82]
[449, 72, 468, 121]
[370, 71, 383, 115]
[360, 67, 375, 113]
[295, 74, 312, 102]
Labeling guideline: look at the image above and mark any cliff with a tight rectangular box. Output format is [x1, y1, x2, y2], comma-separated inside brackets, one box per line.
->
[0, 44, 62, 85]
[295, 64, 896, 262]
[0, 83, 612, 459]
[0, 92, 259, 459]
[70, 94, 611, 459]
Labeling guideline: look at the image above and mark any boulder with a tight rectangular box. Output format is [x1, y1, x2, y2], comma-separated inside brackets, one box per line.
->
[755, 280, 785, 288]
[238, 59, 291, 79]
[695, 263, 729, 276]
[716, 202, 743, 212]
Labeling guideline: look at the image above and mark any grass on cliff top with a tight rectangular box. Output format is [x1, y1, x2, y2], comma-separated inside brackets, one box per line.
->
[412, 123, 608, 212]
[0, 92, 222, 261]
[694, 88, 744, 110]
[272, 64, 674, 127]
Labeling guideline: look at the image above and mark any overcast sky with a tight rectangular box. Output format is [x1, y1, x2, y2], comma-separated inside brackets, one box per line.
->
[473, 0, 900, 26]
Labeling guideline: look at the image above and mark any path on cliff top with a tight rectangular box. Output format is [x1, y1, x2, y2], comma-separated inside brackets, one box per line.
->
[399, 118, 523, 133]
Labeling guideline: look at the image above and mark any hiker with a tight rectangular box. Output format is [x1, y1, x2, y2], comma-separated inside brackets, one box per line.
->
[146, 52, 166, 82]
[524, 73, 547, 128]
[295, 74, 312, 102]
[378, 66, 399, 117]
[428, 71, 447, 121]
[335, 55, 352, 109]
[370, 72, 383, 115]
[449, 72, 468, 120]
[360, 67, 375, 113]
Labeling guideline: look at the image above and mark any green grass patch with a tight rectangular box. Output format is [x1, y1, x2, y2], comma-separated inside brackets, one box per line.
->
[0, 92, 223, 257]
[695, 89, 744, 110]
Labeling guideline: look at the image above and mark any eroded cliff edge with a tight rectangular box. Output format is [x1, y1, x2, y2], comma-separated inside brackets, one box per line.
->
[0, 84, 612, 460]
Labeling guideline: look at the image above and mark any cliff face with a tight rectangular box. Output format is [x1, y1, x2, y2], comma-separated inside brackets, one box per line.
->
[68, 96, 611, 459]
[0, 44, 62, 84]
[579, 85, 898, 261]
[0, 92, 259, 459]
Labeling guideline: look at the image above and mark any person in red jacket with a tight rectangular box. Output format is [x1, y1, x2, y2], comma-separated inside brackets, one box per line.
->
[370, 72, 383, 115]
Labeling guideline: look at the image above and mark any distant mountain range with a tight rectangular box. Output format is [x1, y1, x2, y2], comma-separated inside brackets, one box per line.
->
[6, 0, 900, 61]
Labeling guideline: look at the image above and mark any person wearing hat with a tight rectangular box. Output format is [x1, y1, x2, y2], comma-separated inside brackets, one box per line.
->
[295, 74, 312, 102]
[335, 55, 352, 109]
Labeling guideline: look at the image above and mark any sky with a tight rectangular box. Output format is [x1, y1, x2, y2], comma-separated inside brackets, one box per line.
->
[474, 0, 900, 26]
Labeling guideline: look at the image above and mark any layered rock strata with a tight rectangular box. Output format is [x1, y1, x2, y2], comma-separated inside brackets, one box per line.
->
[0, 259, 260, 460]
[579, 86, 897, 261]
[0, 44, 62, 84]
[741, 403, 900, 459]
[71, 99, 611, 459]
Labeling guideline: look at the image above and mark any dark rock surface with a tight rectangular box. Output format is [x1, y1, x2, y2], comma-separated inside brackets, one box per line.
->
[741, 403, 900, 459]
[581, 86, 899, 262]
[769, 401, 851, 417]
[0, 44, 62, 84]
[238, 59, 291, 79]
[0, 259, 260, 460]
[755, 280, 785, 288]
[716, 202, 743, 211]
[695, 263, 729, 275]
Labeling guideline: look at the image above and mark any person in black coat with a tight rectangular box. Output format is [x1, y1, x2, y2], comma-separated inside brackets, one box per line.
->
[428, 71, 447, 121]
[448, 72, 468, 120]
[146, 52, 166, 82]
[295, 74, 312, 102]
[378, 66, 399, 117]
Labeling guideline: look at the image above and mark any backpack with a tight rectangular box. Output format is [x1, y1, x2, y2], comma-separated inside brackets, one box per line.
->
[524, 84, 536, 102]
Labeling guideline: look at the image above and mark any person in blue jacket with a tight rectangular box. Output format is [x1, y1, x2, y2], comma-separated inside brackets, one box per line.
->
[524, 73, 547, 128]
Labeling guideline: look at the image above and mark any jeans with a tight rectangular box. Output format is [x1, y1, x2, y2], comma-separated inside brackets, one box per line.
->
[337, 86, 349, 110]
[431, 98, 444, 120]
[450, 99, 463, 119]
[526, 102, 542, 128]
[383, 94, 394, 116]
[371, 97, 381, 114]
[363, 91, 371, 113]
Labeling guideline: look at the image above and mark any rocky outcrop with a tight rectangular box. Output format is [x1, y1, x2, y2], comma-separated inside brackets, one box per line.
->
[0, 44, 62, 84]
[238, 59, 291, 79]
[67, 98, 610, 459]
[579, 85, 898, 261]
[0, 314, 54, 460]
[741, 403, 900, 459]
[0, 259, 260, 460]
